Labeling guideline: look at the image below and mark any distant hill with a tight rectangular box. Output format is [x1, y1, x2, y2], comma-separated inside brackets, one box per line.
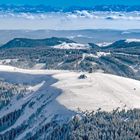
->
[105, 39, 140, 50]
[1, 37, 75, 48]
[0, 30, 140, 45]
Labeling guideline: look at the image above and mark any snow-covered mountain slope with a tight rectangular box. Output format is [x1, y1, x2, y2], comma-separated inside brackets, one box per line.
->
[0, 65, 140, 112]
[0, 65, 74, 140]
[96, 42, 112, 47]
[52, 42, 89, 49]
[56, 72, 140, 111]
[0, 65, 140, 139]
[125, 39, 140, 43]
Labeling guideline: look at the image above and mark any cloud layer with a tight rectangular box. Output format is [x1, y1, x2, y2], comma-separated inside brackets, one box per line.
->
[0, 11, 140, 30]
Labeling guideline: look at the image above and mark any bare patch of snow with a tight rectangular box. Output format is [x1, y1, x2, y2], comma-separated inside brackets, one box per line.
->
[85, 52, 111, 59]
[52, 42, 89, 50]
[97, 52, 111, 57]
[28, 81, 46, 92]
[32, 63, 46, 69]
[97, 42, 112, 47]
[125, 39, 140, 43]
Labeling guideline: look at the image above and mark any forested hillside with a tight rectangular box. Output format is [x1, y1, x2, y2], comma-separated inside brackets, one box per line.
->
[0, 38, 140, 80]
[25, 109, 140, 140]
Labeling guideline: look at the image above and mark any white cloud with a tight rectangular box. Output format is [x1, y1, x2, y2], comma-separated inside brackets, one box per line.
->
[0, 11, 140, 29]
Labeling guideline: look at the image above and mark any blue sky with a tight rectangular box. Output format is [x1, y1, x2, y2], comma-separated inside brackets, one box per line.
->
[0, 0, 140, 6]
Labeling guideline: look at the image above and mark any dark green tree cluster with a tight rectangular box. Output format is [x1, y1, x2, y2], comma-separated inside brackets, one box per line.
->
[24, 109, 140, 140]
[0, 80, 29, 109]
[0, 41, 140, 80]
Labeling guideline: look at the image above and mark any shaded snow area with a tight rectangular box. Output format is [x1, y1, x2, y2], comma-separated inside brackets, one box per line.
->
[0, 65, 140, 139]
[0, 65, 74, 139]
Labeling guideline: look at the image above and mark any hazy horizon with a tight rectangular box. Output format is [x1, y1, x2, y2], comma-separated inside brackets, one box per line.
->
[0, 2, 140, 30]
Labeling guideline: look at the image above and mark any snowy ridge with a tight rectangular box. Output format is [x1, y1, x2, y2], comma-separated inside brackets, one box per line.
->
[0, 65, 140, 139]
[97, 42, 112, 47]
[125, 39, 140, 43]
[0, 65, 140, 112]
[52, 42, 89, 50]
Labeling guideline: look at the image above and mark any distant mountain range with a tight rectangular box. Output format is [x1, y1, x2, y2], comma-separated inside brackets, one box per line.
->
[0, 30, 140, 45]
[0, 5, 140, 13]
[1, 37, 140, 49]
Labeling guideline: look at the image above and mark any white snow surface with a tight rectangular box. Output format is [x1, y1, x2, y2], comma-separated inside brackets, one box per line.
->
[1, 64, 140, 138]
[0, 65, 140, 112]
[97, 42, 112, 47]
[32, 63, 46, 69]
[52, 42, 89, 50]
[125, 39, 140, 43]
